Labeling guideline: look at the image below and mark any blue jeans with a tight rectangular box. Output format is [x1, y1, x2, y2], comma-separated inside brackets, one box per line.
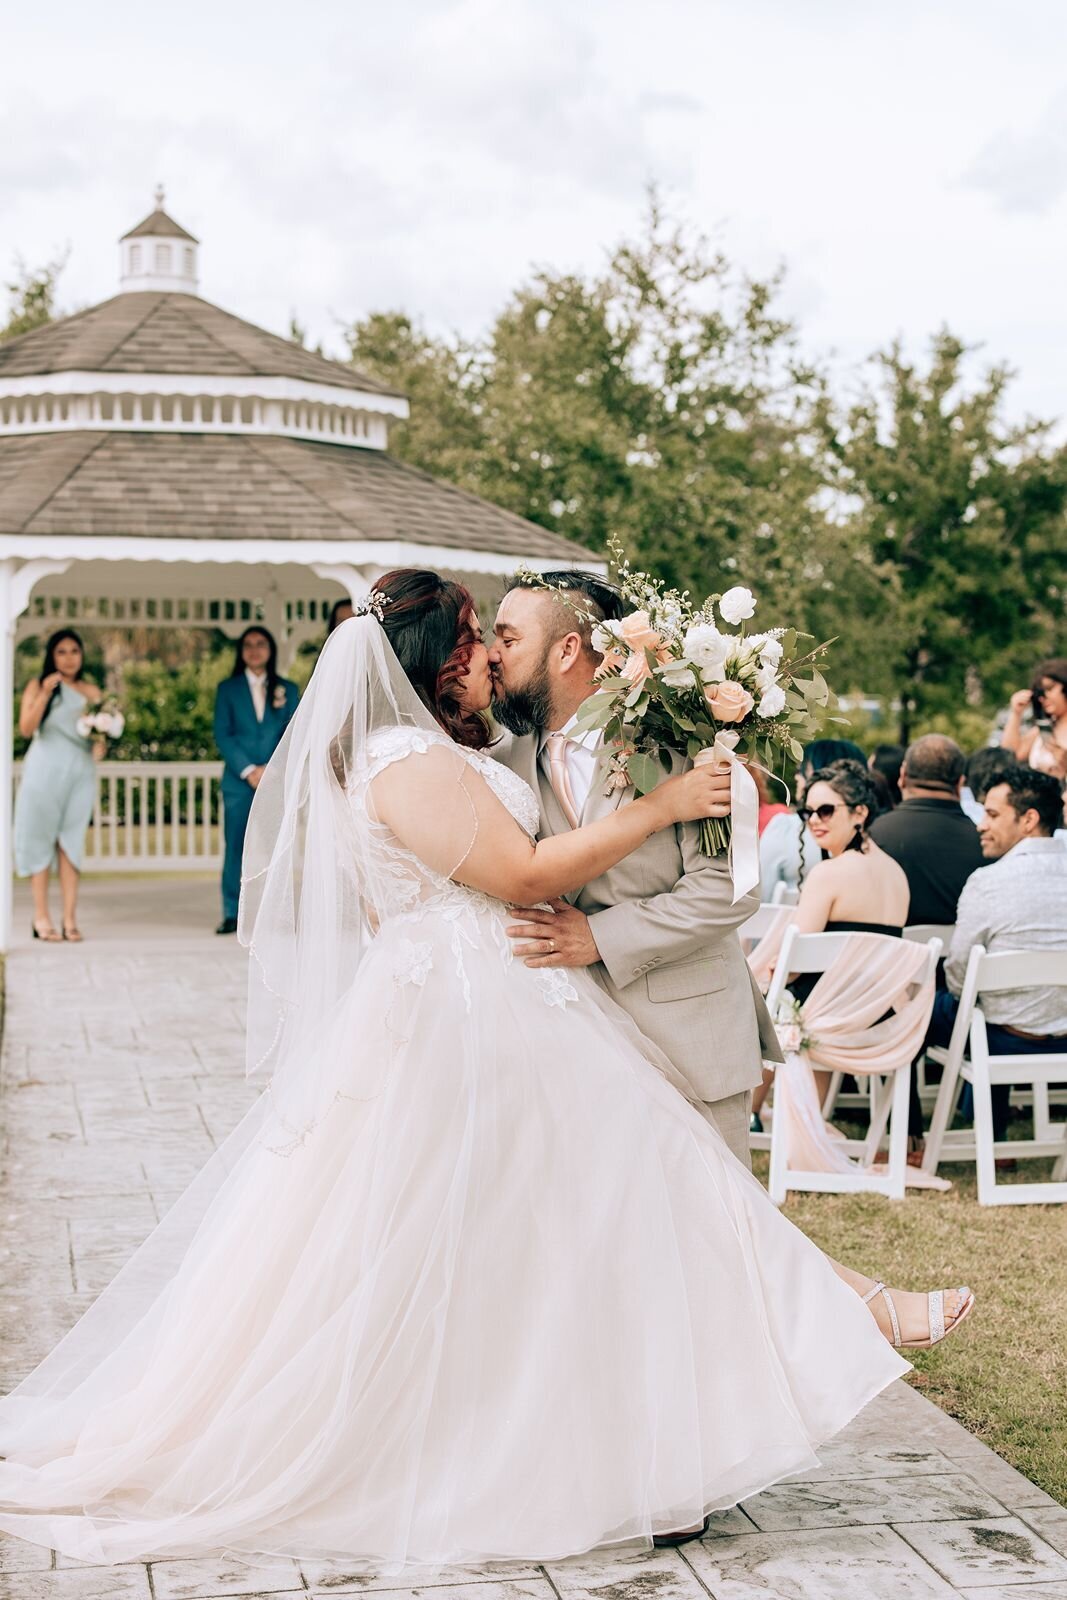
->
[926, 988, 1066, 1141]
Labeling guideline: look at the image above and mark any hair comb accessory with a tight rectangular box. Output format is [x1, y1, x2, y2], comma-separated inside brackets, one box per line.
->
[353, 591, 392, 623]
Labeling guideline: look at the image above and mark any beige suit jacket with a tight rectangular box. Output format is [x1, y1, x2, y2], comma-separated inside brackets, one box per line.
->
[495, 732, 781, 1104]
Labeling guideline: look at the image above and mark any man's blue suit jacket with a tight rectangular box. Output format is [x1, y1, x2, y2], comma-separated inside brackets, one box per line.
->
[213, 674, 299, 799]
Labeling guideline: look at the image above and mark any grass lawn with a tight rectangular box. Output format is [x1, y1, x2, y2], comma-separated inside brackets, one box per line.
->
[752, 1147, 1067, 1505]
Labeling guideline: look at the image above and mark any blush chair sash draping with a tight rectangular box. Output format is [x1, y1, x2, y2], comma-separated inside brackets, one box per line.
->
[747, 923, 944, 1200]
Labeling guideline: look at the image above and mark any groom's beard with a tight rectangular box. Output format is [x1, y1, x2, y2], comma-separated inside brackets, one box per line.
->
[492, 660, 554, 739]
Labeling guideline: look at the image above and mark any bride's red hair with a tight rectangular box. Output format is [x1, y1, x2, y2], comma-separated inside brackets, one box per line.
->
[373, 569, 491, 749]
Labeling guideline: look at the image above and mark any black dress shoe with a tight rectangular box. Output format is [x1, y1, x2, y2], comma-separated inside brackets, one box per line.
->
[653, 1516, 711, 1548]
[215, 917, 238, 935]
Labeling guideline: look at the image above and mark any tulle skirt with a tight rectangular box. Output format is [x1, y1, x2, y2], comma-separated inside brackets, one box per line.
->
[0, 903, 906, 1566]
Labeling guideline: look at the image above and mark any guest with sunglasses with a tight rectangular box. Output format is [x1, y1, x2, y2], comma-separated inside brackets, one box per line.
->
[752, 761, 905, 1120]
[758, 737, 865, 900]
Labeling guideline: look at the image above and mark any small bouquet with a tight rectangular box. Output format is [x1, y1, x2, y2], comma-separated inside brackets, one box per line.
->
[521, 542, 836, 899]
[76, 697, 126, 746]
[773, 995, 811, 1059]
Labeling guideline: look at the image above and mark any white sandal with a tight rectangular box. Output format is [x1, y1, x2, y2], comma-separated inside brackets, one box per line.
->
[862, 1281, 975, 1350]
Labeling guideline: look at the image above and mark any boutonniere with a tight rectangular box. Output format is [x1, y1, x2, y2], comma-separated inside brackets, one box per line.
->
[272, 683, 288, 710]
[602, 749, 633, 798]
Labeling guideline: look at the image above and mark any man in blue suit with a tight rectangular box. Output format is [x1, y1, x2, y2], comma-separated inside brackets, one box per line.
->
[213, 626, 299, 934]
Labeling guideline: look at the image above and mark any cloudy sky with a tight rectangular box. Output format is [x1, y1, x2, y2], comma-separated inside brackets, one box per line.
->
[5, 0, 1066, 426]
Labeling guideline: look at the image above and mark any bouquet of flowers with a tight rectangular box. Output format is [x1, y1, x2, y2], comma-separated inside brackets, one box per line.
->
[76, 698, 126, 746]
[773, 994, 811, 1058]
[520, 542, 836, 899]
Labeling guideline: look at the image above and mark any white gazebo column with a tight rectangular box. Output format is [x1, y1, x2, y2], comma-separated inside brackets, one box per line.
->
[0, 557, 73, 950]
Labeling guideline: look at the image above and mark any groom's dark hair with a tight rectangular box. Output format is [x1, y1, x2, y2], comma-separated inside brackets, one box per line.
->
[502, 569, 626, 656]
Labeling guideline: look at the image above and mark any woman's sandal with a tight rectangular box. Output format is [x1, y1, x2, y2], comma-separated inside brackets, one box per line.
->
[32, 919, 62, 942]
[62, 925, 84, 942]
[863, 1281, 975, 1350]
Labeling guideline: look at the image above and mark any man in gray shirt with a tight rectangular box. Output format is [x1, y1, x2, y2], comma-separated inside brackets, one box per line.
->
[927, 766, 1067, 1140]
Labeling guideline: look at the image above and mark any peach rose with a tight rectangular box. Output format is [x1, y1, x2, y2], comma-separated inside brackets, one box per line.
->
[621, 651, 654, 688]
[704, 679, 754, 724]
[617, 610, 663, 655]
[594, 646, 627, 680]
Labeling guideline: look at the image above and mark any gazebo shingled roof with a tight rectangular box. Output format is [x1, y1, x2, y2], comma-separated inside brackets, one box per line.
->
[0, 292, 404, 397]
[0, 430, 594, 560]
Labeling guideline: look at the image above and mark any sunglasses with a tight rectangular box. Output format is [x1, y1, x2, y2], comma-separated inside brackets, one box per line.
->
[797, 802, 850, 824]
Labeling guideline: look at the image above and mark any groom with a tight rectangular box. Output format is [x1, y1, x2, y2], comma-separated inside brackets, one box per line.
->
[489, 571, 780, 1168]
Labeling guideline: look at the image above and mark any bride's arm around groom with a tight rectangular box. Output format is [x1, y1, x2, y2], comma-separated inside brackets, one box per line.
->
[490, 575, 781, 1168]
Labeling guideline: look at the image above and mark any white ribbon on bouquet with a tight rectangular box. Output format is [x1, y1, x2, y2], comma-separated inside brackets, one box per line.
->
[694, 731, 761, 904]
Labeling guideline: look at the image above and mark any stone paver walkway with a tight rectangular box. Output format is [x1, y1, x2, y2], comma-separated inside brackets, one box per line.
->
[1, 878, 1063, 1600]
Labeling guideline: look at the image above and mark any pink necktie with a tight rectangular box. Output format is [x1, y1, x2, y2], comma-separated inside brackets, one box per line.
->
[545, 733, 580, 829]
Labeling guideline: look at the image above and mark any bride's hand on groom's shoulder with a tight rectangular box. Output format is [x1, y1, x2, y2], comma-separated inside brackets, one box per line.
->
[506, 899, 600, 968]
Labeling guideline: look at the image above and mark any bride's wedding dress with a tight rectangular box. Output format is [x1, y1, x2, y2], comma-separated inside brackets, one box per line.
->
[0, 621, 906, 1569]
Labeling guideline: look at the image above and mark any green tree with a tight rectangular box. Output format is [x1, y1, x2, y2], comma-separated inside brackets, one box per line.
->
[348, 311, 487, 487]
[2, 253, 66, 341]
[347, 194, 867, 654]
[838, 331, 1067, 741]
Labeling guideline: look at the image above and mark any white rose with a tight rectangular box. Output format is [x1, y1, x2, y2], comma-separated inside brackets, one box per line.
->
[760, 637, 783, 666]
[591, 622, 621, 654]
[755, 662, 779, 694]
[658, 663, 697, 690]
[758, 684, 787, 718]
[719, 586, 756, 624]
[683, 622, 729, 675]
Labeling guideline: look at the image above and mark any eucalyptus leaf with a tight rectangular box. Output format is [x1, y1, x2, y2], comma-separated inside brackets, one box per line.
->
[626, 752, 661, 794]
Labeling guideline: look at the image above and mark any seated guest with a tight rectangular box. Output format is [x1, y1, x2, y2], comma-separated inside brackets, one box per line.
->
[759, 737, 865, 901]
[961, 746, 1017, 825]
[871, 735, 989, 1151]
[752, 760, 908, 1116]
[929, 767, 1067, 1144]
[869, 742, 905, 810]
[869, 735, 985, 928]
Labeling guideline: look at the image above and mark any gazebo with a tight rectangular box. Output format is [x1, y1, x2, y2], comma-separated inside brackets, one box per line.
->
[0, 189, 599, 949]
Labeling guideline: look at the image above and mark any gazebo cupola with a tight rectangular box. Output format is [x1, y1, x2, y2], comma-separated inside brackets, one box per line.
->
[119, 185, 200, 295]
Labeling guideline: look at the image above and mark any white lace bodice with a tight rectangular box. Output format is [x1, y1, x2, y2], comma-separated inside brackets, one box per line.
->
[361, 726, 540, 840]
[352, 726, 539, 922]
[352, 726, 577, 1012]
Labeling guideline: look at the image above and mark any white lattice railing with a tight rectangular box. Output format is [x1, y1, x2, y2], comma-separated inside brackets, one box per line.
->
[14, 760, 223, 872]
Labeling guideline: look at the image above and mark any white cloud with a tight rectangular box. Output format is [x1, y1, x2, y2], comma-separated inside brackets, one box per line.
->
[961, 90, 1067, 214]
[1, 0, 1065, 432]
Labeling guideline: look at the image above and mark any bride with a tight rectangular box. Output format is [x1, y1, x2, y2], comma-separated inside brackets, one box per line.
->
[0, 569, 973, 1569]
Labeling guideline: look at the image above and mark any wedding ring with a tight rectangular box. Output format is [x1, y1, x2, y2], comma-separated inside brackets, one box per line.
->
[546, 940, 556, 954]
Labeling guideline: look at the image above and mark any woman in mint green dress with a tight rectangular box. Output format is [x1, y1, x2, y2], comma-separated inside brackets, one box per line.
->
[15, 630, 102, 942]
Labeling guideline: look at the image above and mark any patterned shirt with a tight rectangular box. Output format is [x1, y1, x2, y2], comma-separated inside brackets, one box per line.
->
[945, 837, 1067, 1034]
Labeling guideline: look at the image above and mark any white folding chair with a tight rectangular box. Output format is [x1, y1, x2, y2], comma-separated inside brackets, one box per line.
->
[763, 927, 940, 1203]
[922, 945, 1067, 1205]
[903, 925, 955, 1106]
[903, 923, 955, 946]
[738, 902, 790, 956]
[771, 882, 799, 907]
